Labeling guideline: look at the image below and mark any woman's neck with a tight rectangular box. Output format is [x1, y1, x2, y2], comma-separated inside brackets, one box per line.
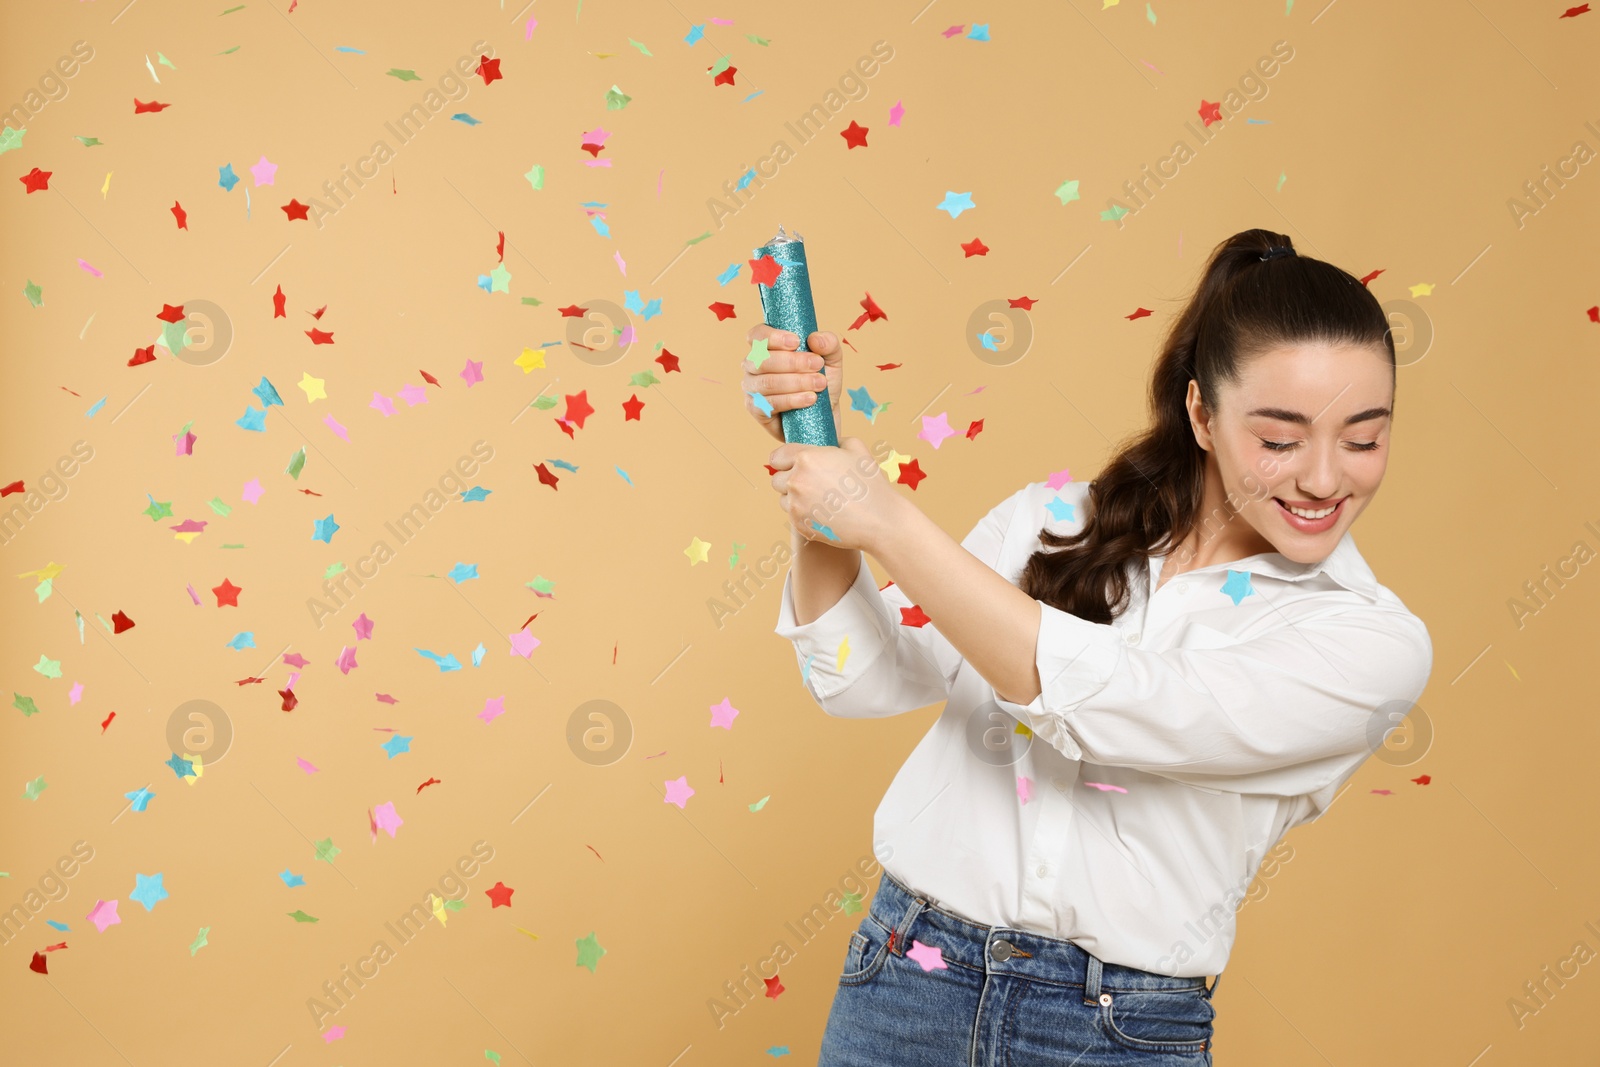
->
[1155, 466, 1276, 589]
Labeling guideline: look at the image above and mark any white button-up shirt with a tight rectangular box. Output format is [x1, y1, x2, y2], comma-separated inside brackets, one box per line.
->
[774, 479, 1432, 977]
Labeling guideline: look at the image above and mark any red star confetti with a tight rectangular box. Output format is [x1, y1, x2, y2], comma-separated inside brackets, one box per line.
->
[306, 328, 335, 344]
[1358, 268, 1384, 286]
[212, 579, 242, 607]
[100, 711, 115, 732]
[622, 395, 645, 420]
[558, 303, 588, 317]
[1125, 307, 1153, 320]
[764, 973, 785, 999]
[656, 348, 681, 373]
[960, 237, 989, 257]
[1009, 296, 1037, 309]
[272, 285, 287, 318]
[282, 199, 310, 221]
[1412, 774, 1431, 785]
[310, 304, 327, 319]
[279, 687, 298, 712]
[898, 602, 932, 627]
[19, 167, 50, 193]
[157, 303, 186, 323]
[708, 301, 736, 321]
[477, 55, 502, 84]
[129, 345, 156, 366]
[111, 610, 135, 634]
[965, 418, 984, 442]
[563, 390, 595, 429]
[748, 254, 782, 286]
[417, 777, 441, 793]
[486, 882, 515, 907]
[1559, 4, 1589, 16]
[134, 98, 171, 113]
[171, 201, 187, 229]
[1198, 99, 1222, 126]
[848, 291, 888, 330]
[420, 369, 441, 386]
[840, 120, 869, 148]
[896, 459, 927, 490]
[711, 64, 737, 87]
[534, 462, 560, 490]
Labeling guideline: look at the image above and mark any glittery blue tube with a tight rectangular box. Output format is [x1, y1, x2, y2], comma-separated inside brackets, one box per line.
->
[753, 225, 838, 447]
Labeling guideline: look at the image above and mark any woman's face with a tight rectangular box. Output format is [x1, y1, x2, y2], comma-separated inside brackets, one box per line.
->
[1188, 340, 1394, 566]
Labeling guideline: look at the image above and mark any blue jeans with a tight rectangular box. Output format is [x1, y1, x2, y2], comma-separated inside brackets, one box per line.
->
[819, 869, 1221, 1066]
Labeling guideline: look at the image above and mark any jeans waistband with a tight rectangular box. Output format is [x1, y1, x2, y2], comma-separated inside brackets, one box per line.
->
[871, 868, 1221, 1002]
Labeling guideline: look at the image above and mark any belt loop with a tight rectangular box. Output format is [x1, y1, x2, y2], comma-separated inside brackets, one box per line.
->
[1207, 972, 1222, 999]
[1083, 952, 1103, 1005]
[892, 892, 927, 957]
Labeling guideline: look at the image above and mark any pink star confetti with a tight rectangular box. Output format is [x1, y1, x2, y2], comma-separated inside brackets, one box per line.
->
[250, 154, 278, 186]
[478, 695, 506, 724]
[373, 801, 403, 838]
[709, 697, 740, 729]
[906, 940, 948, 971]
[663, 775, 695, 809]
[918, 412, 958, 449]
[509, 626, 540, 658]
[87, 899, 121, 932]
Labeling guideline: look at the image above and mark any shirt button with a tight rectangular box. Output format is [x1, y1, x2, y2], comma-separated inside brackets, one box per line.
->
[991, 939, 1014, 962]
[1124, 631, 1141, 646]
[1036, 864, 1049, 877]
[1176, 581, 1190, 594]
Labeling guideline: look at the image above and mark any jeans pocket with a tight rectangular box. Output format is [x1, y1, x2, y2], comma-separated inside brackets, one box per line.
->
[1098, 986, 1215, 1054]
[839, 915, 893, 987]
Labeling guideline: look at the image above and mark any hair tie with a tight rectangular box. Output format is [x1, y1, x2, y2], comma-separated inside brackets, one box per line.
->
[1259, 245, 1295, 261]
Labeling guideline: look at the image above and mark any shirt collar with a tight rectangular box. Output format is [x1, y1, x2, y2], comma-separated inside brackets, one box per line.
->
[1152, 530, 1380, 601]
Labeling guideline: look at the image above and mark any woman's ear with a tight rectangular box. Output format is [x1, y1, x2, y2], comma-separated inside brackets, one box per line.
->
[1185, 379, 1215, 453]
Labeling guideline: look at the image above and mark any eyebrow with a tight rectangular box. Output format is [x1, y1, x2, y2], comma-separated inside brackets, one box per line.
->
[1246, 406, 1391, 427]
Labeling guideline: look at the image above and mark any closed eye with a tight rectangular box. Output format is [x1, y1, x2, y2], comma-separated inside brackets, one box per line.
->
[1261, 440, 1380, 451]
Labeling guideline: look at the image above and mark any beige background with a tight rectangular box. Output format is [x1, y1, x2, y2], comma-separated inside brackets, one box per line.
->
[3, 0, 1597, 1064]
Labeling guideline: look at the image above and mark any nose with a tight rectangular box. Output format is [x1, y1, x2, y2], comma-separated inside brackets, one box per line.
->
[1294, 441, 1343, 502]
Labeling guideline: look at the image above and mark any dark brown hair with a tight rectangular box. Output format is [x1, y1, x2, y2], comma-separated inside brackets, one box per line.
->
[1016, 227, 1397, 624]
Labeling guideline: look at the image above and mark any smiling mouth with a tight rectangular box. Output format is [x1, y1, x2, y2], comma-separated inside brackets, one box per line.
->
[1274, 497, 1345, 520]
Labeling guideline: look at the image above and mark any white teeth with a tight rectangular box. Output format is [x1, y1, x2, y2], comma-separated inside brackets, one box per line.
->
[1283, 501, 1337, 519]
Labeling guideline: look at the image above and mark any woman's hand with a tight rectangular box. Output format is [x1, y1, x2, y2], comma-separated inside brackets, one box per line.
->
[768, 436, 905, 554]
[741, 325, 844, 444]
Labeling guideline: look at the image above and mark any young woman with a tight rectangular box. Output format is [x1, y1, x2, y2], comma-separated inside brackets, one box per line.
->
[742, 228, 1433, 1065]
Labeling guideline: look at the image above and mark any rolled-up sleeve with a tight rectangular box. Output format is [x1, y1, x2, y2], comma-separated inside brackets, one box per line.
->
[774, 486, 1027, 718]
[993, 603, 1434, 800]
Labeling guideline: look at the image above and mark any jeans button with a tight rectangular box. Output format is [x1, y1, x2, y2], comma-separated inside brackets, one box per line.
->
[1099, 992, 1113, 1006]
[990, 939, 1013, 962]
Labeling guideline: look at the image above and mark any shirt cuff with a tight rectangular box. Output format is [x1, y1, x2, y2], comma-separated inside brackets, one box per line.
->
[773, 553, 894, 702]
[990, 601, 1126, 762]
